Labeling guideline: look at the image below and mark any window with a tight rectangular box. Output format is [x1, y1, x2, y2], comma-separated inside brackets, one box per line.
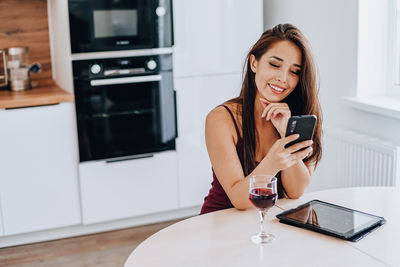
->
[355, 0, 400, 97]
[395, 0, 400, 86]
[344, 0, 400, 119]
[385, 0, 400, 97]
[386, 0, 400, 96]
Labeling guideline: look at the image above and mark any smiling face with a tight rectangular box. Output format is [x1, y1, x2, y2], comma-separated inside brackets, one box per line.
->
[250, 40, 302, 103]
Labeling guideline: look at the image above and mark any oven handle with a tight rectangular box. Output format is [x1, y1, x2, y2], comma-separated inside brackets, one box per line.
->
[90, 74, 162, 86]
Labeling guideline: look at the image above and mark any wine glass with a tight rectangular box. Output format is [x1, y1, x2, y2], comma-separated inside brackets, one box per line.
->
[249, 174, 278, 244]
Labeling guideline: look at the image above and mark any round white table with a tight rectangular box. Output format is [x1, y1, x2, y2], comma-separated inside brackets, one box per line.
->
[125, 187, 399, 267]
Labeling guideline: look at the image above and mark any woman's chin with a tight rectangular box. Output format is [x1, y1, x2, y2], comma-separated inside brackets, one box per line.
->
[258, 89, 288, 103]
[262, 95, 285, 103]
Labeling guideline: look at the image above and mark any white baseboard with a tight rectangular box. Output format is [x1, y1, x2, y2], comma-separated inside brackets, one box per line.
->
[0, 206, 201, 248]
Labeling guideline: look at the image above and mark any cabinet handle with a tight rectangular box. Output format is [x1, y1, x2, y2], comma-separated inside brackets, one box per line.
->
[106, 153, 154, 163]
[90, 75, 162, 86]
[5, 103, 60, 110]
[174, 90, 178, 138]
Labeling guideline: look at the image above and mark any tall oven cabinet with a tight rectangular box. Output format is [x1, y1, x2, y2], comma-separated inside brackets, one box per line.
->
[173, 0, 264, 208]
[49, 0, 179, 224]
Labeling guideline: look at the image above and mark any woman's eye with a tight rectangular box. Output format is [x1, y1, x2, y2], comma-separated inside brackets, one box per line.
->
[291, 70, 301, 76]
[269, 63, 279, 68]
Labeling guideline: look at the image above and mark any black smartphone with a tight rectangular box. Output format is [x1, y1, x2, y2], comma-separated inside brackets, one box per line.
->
[284, 115, 317, 149]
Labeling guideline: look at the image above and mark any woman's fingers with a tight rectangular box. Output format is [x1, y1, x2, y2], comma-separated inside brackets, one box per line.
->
[265, 104, 290, 120]
[267, 107, 279, 120]
[269, 107, 290, 120]
[261, 106, 269, 118]
[261, 103, 273, 118]
[285, 139, 313, 154]
[281, 134, 300, 146]
[259, 98, 269, 118]
[292, 146, 313, 161]
[259, 99, 290, 120]
[269, 133, 313, 171]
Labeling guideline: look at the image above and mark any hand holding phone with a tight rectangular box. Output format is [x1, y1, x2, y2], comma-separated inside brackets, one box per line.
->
[284, 115, 317, 150]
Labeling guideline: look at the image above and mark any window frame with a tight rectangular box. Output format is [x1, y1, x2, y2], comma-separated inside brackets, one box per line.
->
[395, 0, 400, 85]
[388, 0, 400, 96]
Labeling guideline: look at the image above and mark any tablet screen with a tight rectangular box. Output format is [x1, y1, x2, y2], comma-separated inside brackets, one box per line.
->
[280, 200, 383, 238]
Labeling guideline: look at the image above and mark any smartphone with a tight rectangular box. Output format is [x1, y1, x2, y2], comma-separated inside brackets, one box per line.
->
[284, 115, 317, 149]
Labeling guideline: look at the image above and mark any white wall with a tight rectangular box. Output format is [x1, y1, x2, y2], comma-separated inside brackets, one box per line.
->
[264, 0, 400, 144]
[263, 0, 400, 190]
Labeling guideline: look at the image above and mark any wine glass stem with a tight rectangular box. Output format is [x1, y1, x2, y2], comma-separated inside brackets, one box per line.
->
[258, 210, 266, 235]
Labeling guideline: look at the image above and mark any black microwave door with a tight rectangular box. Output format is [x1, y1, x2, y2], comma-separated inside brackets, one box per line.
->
[69, 0, 157, 53]
[69, 0, 91, 53]
[69, 0, 173, 53]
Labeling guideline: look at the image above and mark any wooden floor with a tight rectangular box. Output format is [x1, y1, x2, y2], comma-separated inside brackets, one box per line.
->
[0, 219, 182, 267]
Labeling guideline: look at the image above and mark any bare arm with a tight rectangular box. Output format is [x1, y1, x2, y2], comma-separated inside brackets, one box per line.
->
[206, 107, 312, 210]
[260, 99, 314, 199]
[281, 160, 313, 198]
[205, 107, 254, 210]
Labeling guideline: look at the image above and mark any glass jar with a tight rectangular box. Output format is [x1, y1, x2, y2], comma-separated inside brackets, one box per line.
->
[7, 47, 30, 91]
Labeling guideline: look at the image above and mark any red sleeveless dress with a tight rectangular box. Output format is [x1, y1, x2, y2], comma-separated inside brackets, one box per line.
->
[200, 105, 285, 215]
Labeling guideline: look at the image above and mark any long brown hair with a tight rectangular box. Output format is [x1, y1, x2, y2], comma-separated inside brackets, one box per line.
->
[228, 23, 322, 176]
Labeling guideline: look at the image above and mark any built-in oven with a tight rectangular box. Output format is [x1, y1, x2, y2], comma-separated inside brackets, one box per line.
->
[73, 54, 177, 162]
[68, 0, 173, 53]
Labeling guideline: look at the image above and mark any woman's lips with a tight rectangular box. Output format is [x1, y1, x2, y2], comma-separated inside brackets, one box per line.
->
[268, 83, 286, 94]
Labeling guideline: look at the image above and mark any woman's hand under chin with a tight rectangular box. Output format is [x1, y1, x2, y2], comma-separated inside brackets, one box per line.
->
[259, 98, 291, 138]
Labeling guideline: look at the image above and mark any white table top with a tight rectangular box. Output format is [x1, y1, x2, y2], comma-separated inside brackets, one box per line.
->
[125, 187, 399, 267]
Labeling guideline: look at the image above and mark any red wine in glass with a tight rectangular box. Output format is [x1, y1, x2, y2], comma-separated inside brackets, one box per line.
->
[249, 175, 278, 244]
[249, 188, 277, 210]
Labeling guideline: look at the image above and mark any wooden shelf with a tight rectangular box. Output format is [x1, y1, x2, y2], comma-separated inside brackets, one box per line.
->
[0, 82, 74, 109]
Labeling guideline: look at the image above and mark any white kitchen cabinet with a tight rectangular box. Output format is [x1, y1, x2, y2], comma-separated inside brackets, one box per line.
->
[172, 0, 263, 208]
[175, 74, 242, 208]
[0, 199, 3, 236]
[172, 0, 263, 78]
[0, 103, 81, 236]
[79, 151, 179, 224]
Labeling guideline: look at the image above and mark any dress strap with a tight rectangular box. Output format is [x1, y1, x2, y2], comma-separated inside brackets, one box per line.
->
[219, 105, 241, 139]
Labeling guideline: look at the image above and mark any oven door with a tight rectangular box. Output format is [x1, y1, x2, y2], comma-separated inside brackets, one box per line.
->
[74, 73, 176, 162]
[68, 0, 173, 53]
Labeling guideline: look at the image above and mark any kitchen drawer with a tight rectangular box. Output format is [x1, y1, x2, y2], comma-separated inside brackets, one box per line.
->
[79, 151, 179, 224]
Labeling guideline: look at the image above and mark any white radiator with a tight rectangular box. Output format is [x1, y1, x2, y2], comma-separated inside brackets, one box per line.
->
[320, 127, 400, 188]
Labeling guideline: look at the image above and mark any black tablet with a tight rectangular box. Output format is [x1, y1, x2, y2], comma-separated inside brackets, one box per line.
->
[276, 200, 386, 242]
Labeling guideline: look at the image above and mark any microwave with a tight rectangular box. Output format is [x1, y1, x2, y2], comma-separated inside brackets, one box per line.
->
[68, 0, 173, 54]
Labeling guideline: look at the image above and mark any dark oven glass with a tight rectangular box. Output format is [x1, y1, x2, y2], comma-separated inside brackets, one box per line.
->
[68, 0, 173, 53]
[73, 55, 176, 162]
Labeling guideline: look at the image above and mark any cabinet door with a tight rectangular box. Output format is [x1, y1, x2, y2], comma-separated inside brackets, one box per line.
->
[0, 199, 3, 236]
[0, 103, 81, 235]
[175, 73, 242, 208]
[173, 0, 263, 78]
[79, 151, 179, 224]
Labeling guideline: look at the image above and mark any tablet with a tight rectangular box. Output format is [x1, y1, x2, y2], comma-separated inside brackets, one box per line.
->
[276, 200, 386, 242]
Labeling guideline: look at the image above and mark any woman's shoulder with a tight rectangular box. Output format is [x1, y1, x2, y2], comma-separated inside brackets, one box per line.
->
[207, 101, 241, 121]
[206, 101, 242, 142]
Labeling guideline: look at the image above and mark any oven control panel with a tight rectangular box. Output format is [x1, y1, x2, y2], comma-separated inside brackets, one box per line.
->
[72, 55, 172, 80]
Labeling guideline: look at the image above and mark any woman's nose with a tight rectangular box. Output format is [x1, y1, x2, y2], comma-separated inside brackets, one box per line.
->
[276, 70, 287, 83]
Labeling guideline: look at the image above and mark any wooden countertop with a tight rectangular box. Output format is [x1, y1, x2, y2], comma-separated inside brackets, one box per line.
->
[0, 83, 74, 109]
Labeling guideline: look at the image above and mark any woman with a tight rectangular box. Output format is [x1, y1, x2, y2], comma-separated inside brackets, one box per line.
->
[200, 24, 322, 214]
